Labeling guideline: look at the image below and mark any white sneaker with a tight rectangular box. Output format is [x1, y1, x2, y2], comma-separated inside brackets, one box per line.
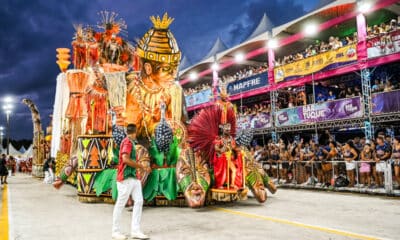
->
[112, 232, 127, 240]
[130, 232, 149, 239]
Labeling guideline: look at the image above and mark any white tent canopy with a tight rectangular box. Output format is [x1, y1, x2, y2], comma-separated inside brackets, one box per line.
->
[19, 146, 27, 154]
[7, 143, 23, 156]
[22, 144, 33, 158]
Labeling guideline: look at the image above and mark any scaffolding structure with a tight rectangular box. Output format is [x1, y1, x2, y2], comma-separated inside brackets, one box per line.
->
[361, 68, 373, 140]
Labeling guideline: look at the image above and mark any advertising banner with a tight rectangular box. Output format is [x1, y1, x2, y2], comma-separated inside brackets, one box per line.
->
[227, 72, 268, 96]
[274, 44, 357, 82]
[372, 90, 400, 114]
[275, 97, 363, 127]
[237, 111, 272, 130]
[367, 30, 400, 58]
[185, 88, 212, 107]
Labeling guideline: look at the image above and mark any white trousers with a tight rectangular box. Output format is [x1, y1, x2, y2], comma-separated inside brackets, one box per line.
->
[112, 178, 143, 234]
[44, 169, 55, 184]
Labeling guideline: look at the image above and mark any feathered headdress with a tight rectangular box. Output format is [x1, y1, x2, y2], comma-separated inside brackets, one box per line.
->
[188, 105, 236, 162]
[97, 11, 127, 36]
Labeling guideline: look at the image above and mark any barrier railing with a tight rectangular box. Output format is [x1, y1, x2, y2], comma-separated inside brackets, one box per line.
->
[260, 159, 398, 195]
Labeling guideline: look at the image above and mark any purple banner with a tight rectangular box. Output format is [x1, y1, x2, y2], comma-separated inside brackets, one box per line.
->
[372, 90, 400, 114]
[276, 97, 363, 127]
[237, 112, 272, 130]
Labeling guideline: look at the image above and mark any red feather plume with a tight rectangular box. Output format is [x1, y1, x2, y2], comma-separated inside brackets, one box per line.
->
[188, 104, 236, 163]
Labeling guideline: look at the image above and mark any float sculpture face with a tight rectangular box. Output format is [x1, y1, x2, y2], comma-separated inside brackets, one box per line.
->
[243, 148, 267, 203]
[126, 13, 183, 140]
[176, 148, 210, 208]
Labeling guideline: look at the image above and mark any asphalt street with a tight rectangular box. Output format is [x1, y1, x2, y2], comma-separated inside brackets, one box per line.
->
[1, 174, 399, 240]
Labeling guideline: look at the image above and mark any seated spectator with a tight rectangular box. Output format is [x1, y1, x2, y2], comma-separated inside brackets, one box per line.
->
[320, 41, 329, 53]
[373, 25, 381, 36]
[388, 19, 398, 32]
[380, 22, 388, 34]
[295, 53, 304, 60]
[338, 87, 347, 99]
[297, 91, 307, 105]
[354, 86, 362, 96]
[333, 37, 343, 50]
[371, 79, 383, 93]
[316, 93, 326, 103]
[384, 80, 394, 92]
[328, 36, 335, 49]
[305, 47, 313, 58]
[367, 27, 375, 39]
[345, 36, 354, 45]
[327, 90, 336, 101]
[288, 96, 295, 108]
[345, 87, 355, 98]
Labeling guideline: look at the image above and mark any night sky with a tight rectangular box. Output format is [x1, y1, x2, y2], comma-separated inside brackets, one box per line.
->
[0, 0, 324, 140]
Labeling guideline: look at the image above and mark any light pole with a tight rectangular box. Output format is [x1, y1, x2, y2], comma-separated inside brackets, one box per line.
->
[3, 99, 13, 156]
[0, 126, 3, 147]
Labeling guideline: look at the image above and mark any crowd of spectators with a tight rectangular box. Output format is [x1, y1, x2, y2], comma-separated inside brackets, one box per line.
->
[220, 64, 268, 84]
[237, 102, 271, 116]
[275, 18, 399, 67]
[252, 131, 400, 190]
[183, 83, 212, 96]
[371, 79, 398, 93]
[366, 18, 399, 40]
[183, 64, 268, 97]
[275, 33, 357, 66]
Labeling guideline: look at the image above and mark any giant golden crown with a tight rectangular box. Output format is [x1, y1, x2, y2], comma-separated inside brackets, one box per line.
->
[137, 12, 181, 64]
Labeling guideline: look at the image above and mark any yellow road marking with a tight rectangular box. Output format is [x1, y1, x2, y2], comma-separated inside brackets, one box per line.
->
[0, 185, 9, 240]
[211, 206, 381, 240]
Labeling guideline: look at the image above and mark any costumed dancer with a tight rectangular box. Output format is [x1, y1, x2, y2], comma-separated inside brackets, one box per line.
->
[213, 84, 243, 190]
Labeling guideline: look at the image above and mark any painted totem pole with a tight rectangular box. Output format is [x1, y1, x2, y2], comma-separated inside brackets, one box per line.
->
[22, 98, 45, 177]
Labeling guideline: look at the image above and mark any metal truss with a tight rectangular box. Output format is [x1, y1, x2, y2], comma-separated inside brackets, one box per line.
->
[361, 68, 373, 139]
[270, 90, 279, 142]
[372, 112, 400, 124]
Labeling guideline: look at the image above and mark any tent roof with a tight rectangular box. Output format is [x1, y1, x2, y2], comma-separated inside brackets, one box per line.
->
[19, 146, 27, 153]
[7, 143, 22, 156]
[245, 13, 274, 41]
[180, 55, 193, 71]
[202, 37, 228, 61]
[22, 144, 33, 158]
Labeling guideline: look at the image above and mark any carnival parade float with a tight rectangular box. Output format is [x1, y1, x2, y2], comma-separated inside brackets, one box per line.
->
[51, 11, 276, 207]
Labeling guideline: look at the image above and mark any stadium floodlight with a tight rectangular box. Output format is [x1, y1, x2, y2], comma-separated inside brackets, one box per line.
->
[234, 53, 245, 63]
[267, 39, 278, 49]
[211, 62, 219, 71]
[4, 96, 13, 103]
[2, 104, 13, 111]
[304, 22, 318, 36]
[189, 72, 198, 81]
[357, 0, 372, 13]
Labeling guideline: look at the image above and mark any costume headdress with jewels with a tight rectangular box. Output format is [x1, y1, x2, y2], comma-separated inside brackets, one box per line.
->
[136, 13, 181, 64]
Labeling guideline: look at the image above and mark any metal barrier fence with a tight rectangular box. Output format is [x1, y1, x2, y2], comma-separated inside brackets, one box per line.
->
[261, 159, 399, 195]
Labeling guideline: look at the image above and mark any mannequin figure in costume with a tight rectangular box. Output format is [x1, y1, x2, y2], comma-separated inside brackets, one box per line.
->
[214, 123, 243, 189]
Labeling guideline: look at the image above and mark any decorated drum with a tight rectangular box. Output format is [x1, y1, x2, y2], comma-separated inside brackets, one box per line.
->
[76, 135, 113, 199]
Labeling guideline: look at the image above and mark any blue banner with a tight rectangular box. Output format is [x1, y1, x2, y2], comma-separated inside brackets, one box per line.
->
[185, 88, 213, 107]
[227, 72, 268, 96]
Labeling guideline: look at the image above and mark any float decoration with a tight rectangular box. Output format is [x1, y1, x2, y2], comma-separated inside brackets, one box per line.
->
[51, 11, 275, 207]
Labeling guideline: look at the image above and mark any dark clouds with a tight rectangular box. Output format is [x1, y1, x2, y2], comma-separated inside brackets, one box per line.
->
[0, 0, 318, 140]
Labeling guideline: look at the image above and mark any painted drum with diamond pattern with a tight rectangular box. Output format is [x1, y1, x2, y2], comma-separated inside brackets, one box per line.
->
[76, 135, 113, 199]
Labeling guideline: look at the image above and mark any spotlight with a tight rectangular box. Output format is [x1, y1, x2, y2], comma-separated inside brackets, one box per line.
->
[234, 53, 245, 63]
[189, 72, 198, 81]
[267, 39, 278, 49]
[304, 23, 318, 36]
[211, 62, 219, 71]
[4, 96, 13, 103]
[358, 0, 372, 13]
